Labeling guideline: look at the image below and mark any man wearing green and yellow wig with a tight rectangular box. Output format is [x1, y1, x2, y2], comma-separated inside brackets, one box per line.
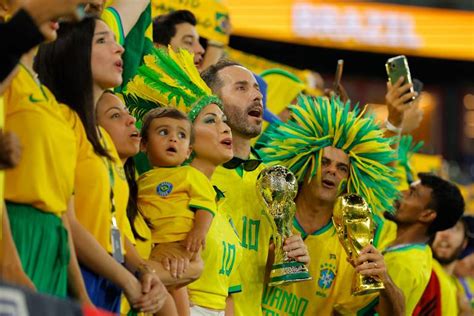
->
[258, 96, 406, 315]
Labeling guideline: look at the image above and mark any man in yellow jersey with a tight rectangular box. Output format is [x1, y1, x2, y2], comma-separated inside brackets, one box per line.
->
[429, 216, 472, 315]
[383, 173, 464, 315]
[201, 60, 309, 316]
[256, 94, 406, 315]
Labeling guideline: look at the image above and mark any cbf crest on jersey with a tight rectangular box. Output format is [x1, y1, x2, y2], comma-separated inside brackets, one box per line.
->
[316, 262, 336, 298]
[156, 182, 173, 197]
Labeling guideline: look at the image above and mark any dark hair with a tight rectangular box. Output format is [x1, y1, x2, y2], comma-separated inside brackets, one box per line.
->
[419, 173, 465, 235]
[124, 158, 151, 241]
[140, 107, 193, 143]
[34, 17, 111, 159]
[153, 10, 197, 45]
[201, 59, 242, 93]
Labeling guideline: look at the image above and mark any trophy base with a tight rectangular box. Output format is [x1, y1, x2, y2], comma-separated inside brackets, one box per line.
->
[269, 261, 312, 287]
[352, 275, 385, 296]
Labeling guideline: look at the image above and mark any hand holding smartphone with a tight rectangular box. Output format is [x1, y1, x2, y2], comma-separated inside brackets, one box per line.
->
[385, 55, 416, 104]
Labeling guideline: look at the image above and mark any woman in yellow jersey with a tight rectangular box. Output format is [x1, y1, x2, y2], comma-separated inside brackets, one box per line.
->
[124, 47, 244, 315]
[96, 91, 181, 316]
[34, 17, 168, 314]
[2, 4, 90, 302]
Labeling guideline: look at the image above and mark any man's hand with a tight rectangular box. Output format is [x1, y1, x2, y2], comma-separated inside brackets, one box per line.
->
[133, 266, 168, 313]
[0, 129, 21, 169]
[385, 77, 417, 129]
[354, 245, 389, 283]
[283, 234, 310, 265]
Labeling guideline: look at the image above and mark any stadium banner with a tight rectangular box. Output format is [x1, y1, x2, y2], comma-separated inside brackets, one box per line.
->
[226, 0, 474, 61]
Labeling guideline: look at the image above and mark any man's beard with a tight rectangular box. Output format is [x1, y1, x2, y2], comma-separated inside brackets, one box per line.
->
[433, 243, 465, 265]
[225, 105, 262, 139]
[384, 211, 397, 223]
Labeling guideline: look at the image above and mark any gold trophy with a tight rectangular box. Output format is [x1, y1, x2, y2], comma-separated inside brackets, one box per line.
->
[333, 194, 384, 295]
[256, 165, 312, 286]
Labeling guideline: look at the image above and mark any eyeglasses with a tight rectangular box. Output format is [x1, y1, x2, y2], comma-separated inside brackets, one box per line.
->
[223, 157, 262, 171]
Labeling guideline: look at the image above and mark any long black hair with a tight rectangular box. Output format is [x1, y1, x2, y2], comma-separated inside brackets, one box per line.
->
[124, 158, 151, 241]
[34, 17, 111, 159]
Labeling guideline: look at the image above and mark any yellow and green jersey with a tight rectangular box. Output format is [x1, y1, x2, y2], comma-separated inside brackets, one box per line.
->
[432, 259, 459, 315]
[71, 119, 134, 254]
[138, 166, 217, 244]
[383, 243, 432, 315]
[262, 218, 377, 315]
[211, 161, 273, 316]
[188, 193, 243, 310]
[4, 65, 76, 216]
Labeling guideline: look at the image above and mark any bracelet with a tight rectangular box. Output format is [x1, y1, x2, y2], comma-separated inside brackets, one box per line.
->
[385, 120, 402, 133]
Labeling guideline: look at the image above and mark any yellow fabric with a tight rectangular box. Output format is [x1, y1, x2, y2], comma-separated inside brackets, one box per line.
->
[71, 120, 133, 253]
[373, 214, 398, 251]
[151, 0, 230, 45]
[133, 212, 152, 260]
[260, 70, 305, 116]
[384, 243, 432, 315]
[211, 162, 276, 316]
[120, 212, 152, 315]
[394, 163, 409, 192]
[101, 7, 125, 46]
[0, 96, 4, 238]
[432, 259, 459, 315]
[138, 166, 217, 244]
[262, 219, 377, 315]
[4, 66, 76, 216]
[411, 153, 443, 177]
[188, 208, 243, 310]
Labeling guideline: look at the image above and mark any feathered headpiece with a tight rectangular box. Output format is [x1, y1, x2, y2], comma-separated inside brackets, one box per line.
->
[124, 46, 221, 121]
[398, 135, 424, 184]
[257, 96, 398, 214]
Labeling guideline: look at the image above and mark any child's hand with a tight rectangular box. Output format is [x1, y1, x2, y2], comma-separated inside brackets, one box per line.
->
[185, 227, 207, 253]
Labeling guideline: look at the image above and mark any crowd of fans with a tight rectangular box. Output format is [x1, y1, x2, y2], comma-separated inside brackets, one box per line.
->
[0, 0, 472, 315]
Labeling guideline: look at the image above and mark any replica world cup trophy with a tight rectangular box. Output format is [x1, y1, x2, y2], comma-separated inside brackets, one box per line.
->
[256, 165, 312, 286]
[333, 194, 384, 295]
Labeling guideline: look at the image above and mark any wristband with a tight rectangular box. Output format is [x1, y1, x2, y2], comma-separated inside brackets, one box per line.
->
[385, 120, 402, 133]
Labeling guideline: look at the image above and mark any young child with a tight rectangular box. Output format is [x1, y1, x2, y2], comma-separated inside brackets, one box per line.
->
[138, 107, 216, 255]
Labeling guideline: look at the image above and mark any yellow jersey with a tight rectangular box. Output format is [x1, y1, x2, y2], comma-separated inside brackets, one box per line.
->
[212, 161, 273, 316]
[383, 243, 432, 315]
[4, 65, 76, 216]
[138, 166, 217, 244]
[0, 96, 3, 238]
[432, 259, 459, 315]
[71, 116, 133, 253]
[262, 218, 377, 315]
[188, 193, 243, 310]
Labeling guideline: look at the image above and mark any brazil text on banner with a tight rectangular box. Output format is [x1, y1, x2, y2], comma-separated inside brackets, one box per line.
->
[226, 0, 474, 61]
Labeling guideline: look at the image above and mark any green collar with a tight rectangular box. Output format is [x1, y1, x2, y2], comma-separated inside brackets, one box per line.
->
[293, 217, 334, 239]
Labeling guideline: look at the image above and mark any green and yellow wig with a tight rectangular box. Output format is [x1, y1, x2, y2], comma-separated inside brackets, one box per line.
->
[124, 46, 221, 122]
[257, 96, 399, 214]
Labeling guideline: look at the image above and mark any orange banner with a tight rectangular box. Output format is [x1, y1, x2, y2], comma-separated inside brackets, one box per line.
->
[226, 0, 474, 61]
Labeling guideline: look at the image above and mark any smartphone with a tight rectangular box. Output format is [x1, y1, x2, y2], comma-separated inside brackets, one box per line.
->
[412, 78, 423, 98]
[333, 59, 344, 91]
[385, 55, 415, 103]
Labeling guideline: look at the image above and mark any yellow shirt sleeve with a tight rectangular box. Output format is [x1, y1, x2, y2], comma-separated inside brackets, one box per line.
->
[188, 168, 218, 216]
[384, 245, 432, 315]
